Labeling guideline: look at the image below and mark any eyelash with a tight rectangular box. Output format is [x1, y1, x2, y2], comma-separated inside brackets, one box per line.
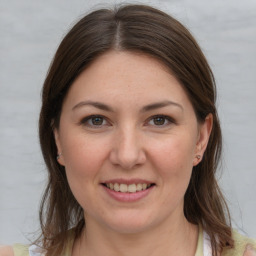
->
[146, 115, 176, 127]
[80, 114, 175, 128]
[80, 115, 109, 128]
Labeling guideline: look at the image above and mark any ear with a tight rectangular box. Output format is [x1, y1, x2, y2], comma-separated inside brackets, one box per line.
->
[53, 128, 65, 166]
[193, 113, 213, 166]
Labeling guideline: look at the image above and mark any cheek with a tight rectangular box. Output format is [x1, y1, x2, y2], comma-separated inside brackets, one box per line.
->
[61, 133, 110, 180]
[147, 134, 196, 213]
[61, 134, 110, 210]
[149, 133, 196, 179]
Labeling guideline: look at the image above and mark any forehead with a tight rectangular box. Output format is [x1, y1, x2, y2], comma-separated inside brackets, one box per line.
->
[63, 50, 192, 110]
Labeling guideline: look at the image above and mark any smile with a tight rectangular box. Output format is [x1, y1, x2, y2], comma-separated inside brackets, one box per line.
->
[104, 183, 153, 193]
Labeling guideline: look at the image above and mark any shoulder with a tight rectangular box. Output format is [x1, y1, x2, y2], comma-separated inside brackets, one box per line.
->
[0, 246, 14, 256]
[222, 229, 256, 256]
[243, 244, 256, 256]
[0, 244, 30, 256]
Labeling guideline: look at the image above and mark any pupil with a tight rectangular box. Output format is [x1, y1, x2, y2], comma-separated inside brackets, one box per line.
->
[154, 117, 165, 125]
[92, 117, 103, 125]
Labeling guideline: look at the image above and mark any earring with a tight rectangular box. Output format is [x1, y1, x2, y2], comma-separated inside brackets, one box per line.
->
[57, 153, 62, 160]
[196, 155, 201, 160]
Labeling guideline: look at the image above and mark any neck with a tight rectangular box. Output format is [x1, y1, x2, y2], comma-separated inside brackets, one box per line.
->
[72, 214, 199, 256]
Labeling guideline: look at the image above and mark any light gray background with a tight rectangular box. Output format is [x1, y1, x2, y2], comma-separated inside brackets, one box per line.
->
[0, 0, 255, 245]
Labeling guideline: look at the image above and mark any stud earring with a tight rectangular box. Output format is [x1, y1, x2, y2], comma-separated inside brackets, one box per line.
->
[196, 155, 201, 160]
[57, 153, 62, 160]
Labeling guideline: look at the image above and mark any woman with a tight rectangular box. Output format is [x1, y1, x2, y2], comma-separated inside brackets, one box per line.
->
[1, 4, 255, 256]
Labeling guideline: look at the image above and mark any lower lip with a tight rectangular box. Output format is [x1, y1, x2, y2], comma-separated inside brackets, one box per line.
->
[102, 185, 154, 202]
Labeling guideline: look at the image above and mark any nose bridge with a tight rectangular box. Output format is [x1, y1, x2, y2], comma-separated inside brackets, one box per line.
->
[110, 123, 146, 169]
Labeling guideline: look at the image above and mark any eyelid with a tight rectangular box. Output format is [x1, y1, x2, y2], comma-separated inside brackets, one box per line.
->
[146, 115, 176, 126]
[80, 115, 110, 128]
[79, 114, 176, 128]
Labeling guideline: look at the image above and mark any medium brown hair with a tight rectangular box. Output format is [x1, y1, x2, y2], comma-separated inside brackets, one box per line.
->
[38, 4, 233, 256]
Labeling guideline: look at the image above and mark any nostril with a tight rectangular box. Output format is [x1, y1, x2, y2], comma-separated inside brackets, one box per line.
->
[109, 140, 146, 169]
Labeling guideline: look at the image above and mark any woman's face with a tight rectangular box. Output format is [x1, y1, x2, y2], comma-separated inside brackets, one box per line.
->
[54, 51, 211, 234]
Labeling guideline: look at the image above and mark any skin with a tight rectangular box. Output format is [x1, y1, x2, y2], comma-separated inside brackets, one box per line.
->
[0, 51, 255, 256]
[244, 246, 256, 256]
[0, 247, 14, 256]
[0, 244, 255, 256]
[54, 50, 211, 256]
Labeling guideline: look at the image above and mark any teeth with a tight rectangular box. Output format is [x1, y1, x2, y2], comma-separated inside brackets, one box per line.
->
[137, 183, 143, 191]
[128, 184, 136, 193]
[114, 183, 119, 192]
[120, 184, 127, 192]
[105, 183, 151, 193]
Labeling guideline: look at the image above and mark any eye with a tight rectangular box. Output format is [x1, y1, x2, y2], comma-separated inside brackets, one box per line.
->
[147, 115, 174, 127]
[80, 115, 109, 128]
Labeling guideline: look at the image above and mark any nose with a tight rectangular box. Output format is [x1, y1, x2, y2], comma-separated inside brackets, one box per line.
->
[109, 126, 146, 170]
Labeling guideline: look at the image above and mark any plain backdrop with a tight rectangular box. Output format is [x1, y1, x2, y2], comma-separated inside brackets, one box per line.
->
[0, 0, 255, 245]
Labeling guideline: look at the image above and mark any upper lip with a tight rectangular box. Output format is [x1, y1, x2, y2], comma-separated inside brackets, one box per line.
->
[101, 179, 155, 185]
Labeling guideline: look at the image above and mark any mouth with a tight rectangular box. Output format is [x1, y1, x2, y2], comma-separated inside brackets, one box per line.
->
[102, 183, 155, 193]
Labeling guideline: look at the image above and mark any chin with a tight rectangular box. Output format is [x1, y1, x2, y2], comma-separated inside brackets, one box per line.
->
[102, 213, 157, 234]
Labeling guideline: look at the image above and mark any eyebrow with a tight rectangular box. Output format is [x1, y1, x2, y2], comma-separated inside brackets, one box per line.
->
[72, 100, 183, 112]
[141, 100, 183, 112]
[72, 100, 114, 112]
